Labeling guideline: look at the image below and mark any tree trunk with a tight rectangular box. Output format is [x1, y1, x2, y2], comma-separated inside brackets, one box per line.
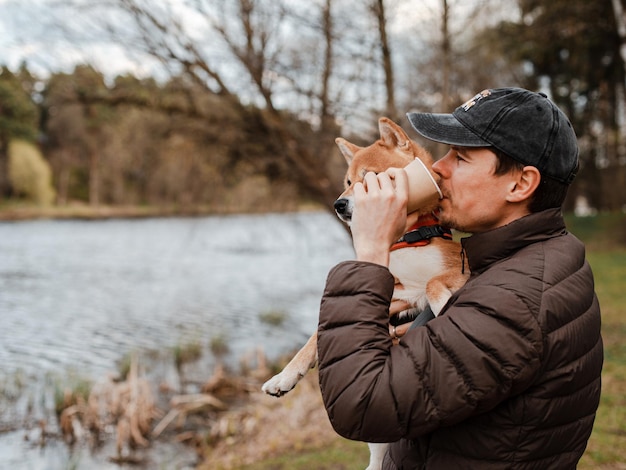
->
[89, 147, 100, 207]
[611, 0, 626, 208]
[374, 0, 397, 121]
[0, 141, 10, 198]
[440, 0, 451, 112]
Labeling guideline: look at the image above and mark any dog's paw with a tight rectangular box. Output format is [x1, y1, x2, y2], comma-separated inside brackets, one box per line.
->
[261, 370, 303, 397]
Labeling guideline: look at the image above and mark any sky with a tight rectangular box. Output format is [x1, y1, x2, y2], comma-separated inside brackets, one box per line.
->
[1, 0, 76, 73]
[0, 0, 449, 79]
[0, 0, 519, 98]
[0, 0, 161, 79]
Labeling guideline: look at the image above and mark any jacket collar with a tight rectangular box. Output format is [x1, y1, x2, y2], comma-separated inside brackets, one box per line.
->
[461, 208, 568, 274]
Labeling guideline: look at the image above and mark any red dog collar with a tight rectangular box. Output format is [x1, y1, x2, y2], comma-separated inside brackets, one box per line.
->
[390, 212, 452, 252]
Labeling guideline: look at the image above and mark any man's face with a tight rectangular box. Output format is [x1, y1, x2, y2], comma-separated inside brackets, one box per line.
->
[432, 146, 522, 233]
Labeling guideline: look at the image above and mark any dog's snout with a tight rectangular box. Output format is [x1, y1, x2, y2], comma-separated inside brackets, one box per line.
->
[334, 198, 349, 214]
[334, 197, 353, 223]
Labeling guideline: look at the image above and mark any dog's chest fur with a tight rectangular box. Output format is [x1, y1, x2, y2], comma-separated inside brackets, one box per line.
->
[389, 245, 446, 311]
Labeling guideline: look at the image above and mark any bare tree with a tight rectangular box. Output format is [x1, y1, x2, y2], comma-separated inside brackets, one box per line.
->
[320, 0, 335, 132]
[440, 0, 452, 112]
[107, 0, 346, 210]
[611, 0, 626, 161]
[371, 0, 398, 121]
[612, 0, 626, 76]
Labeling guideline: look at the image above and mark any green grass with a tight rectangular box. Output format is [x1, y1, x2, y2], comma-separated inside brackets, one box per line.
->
[239, 439, 368, 470]
[210, 333, 230, 357]
[566, 212, 626, 251]
[173, 340, 203, 369]
[53, 374, 93, 417]
[243, 213, 626, 469]
[259, 309, 289, 327]
[578, 249, 626, 468]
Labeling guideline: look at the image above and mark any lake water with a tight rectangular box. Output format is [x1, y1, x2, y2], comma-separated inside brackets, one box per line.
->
[0, 211, 354, 468]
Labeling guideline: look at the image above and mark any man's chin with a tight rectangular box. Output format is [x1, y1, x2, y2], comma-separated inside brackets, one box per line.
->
[437, 211, 462, 233]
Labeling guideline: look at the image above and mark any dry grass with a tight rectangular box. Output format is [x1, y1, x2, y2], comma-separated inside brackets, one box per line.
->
[56, 354, 159, 463]
[0, 201, 200, 221]
[577, 250, 626, 469]
[197, 371, 343, 470]
[49, 347, 350, 468]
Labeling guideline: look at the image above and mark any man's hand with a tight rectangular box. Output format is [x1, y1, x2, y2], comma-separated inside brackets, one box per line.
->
[390, 298, 412, 316]
[389, 297, 414, 343]
[351, 169, 409, 266]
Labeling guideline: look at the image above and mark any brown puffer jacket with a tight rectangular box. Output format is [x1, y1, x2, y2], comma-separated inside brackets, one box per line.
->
[317, 208, 603, 469]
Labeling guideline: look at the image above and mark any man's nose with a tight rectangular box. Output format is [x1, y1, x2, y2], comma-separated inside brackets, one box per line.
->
[432, 157, 445, 177]
[432, 149, 453, 177]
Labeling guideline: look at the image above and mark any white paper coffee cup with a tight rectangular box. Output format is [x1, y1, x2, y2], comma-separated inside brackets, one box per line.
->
[403, 158, 442, 213]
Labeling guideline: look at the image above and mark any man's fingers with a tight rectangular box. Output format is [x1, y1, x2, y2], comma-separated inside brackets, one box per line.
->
[389, 321, 412, 341]
[362, 171, 379, 192]
[389, 299, 412, 316]
[386, 167, 408, 199]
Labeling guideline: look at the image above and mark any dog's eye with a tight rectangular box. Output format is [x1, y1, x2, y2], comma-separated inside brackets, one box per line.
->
[347, 179, 352, 186]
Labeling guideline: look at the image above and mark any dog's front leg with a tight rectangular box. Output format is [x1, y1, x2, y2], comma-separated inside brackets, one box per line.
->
[262, 331, 318, 397]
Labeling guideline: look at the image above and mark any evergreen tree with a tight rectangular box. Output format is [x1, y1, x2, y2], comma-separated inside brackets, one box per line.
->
[486, 0, 625, 210]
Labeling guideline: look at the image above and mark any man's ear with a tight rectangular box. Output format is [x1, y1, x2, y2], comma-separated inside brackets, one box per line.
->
[506, 166, 541, 203]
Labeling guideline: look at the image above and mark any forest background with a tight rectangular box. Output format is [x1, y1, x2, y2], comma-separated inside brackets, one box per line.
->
[1, 0, 625, 218]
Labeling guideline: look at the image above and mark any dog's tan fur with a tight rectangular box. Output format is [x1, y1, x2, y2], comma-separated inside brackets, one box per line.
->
[335, 117, 466, 318]
[262, 117, 468, 469]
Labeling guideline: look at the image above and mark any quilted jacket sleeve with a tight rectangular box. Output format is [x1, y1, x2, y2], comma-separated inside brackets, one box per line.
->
[317, 260, 544, 443]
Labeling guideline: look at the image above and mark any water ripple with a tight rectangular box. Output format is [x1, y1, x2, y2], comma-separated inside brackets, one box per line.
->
[0, 212, 353, 380]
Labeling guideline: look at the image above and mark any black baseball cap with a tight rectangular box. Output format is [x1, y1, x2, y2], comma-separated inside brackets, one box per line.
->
[406, 87, 579, 184]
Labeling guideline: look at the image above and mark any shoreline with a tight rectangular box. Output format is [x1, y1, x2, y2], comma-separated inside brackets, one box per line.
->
[0, 202, 326, 222]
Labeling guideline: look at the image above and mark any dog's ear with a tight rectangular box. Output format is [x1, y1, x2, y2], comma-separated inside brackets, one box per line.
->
[379, 117, 411, 151]
[335, 137, 361, 164]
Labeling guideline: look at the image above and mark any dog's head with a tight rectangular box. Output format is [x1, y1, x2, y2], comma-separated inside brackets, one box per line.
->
[334, 117, 438, 224]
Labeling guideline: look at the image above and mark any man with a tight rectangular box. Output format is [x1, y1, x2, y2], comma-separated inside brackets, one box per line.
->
[316, 88, 603, 469]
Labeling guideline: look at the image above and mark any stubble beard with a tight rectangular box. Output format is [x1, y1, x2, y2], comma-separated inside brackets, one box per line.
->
[438, 211, 461, 232]
[437, 202, 470, 234]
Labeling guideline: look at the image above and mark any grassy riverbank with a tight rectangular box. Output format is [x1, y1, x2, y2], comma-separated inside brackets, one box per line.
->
[578, 249, 626, 468]
[0, 201, 248, 221]
[0, 200, 325, 221]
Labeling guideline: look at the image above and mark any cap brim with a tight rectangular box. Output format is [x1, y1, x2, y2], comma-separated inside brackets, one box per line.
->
[406, 112, 489, 147]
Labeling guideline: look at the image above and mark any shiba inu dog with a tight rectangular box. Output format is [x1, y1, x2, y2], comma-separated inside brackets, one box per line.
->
[262, 117, 468, 470]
